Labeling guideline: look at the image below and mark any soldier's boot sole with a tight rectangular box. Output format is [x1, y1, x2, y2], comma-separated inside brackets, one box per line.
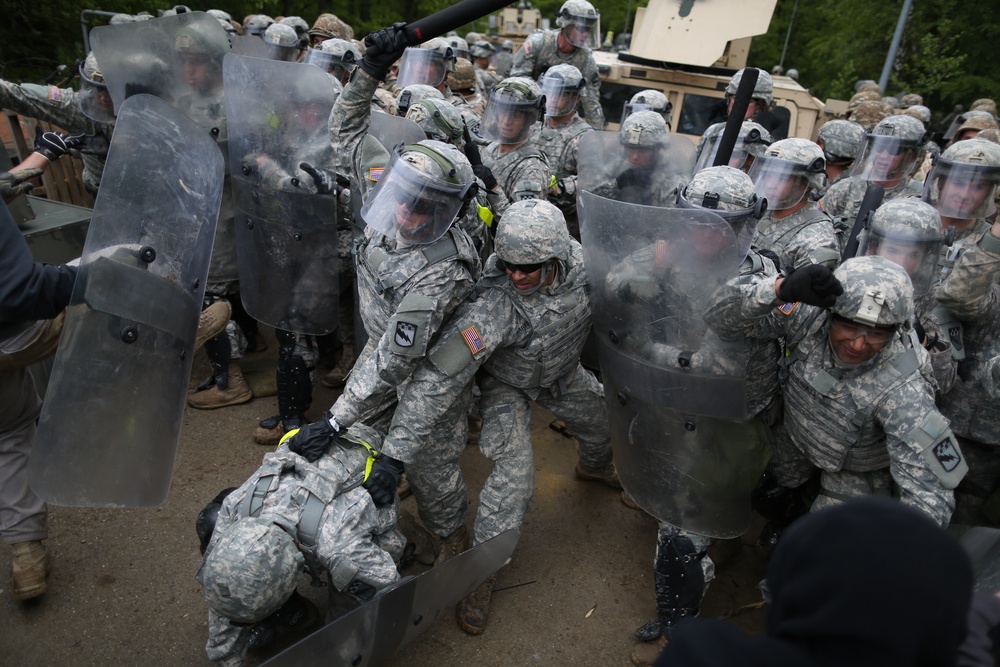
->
[11, 540, 52, 602]
[457, 575, 495, 635]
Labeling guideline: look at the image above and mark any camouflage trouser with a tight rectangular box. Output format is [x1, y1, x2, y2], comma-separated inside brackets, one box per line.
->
[204, 281, 248, 360]
[473, 365, 613, 546]
[404, 385, 474, 538]
[0, 368, 47, 544]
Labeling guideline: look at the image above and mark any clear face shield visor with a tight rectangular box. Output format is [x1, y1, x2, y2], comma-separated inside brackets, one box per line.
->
[303, 49, 355, 78]
[541, 78, 579, 117]
[694, 131, 768, 174]
[923, 159, 1000, 221]
[79, 66, 116, 122]
[677, 190, 764, 263]
[850, 135, 921, 183]
[481, 95, 540, 145]
[859, 231, 942, 296]
[360, 152, 474, 245]
[748, 156, 815, 211]
[562, 16, 600, 49]
[620, 101, 672, 127]
[396, 48, 450, 89]
[263, 42, 301, 62]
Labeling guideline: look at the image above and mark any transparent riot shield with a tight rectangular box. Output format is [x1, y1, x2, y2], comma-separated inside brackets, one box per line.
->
[578, 171, 763, 537]
[29, 95, 223, 507]
[224, 54, 340, 335]
[261, 529, 519, 667]
[577, 131, 695, 208]
[91, 11, 230, 117]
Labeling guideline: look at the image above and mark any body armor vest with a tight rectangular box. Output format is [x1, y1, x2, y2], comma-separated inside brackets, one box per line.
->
[754, 207, 830, 270]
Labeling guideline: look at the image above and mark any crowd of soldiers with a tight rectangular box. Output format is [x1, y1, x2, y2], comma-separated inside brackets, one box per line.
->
[3, 3, 1000, 666]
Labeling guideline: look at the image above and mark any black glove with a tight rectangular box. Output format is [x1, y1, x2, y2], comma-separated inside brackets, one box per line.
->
[362, 454, 405, 507]
[0, 168, 43, 200]
[283, 415, 343, 463]
[33, 126, 84, 162]
[616, 167, 651, 191]
[360, 23, 409, 80]
[472, 164, 498, 192]
[777, 264, 844, 308]
[299, 162, 349, 197]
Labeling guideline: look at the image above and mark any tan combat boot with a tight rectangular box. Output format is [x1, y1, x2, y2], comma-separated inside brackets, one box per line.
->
[629, 635, 667, 666]
[10, 540, 52, 601]
[321, 344, 354, 388]
[252, 417, 287, 447]
[187, 362, 253, 409]
[194, 301, 231, 353]
[575, 461, 624, 490]
[457, 575, 496, 635]
[434, 524, 469, 566]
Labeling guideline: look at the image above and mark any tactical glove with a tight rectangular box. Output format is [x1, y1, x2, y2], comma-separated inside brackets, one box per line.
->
[777, 264, 844, 308]
[472, 164, 498, 192]
[0, 168, 43, 200]
[360, 24, 408, 80]
[362, 454, 405, 507]
[282, 413, 344, 463]
[299, 162, 349, 197]
[33, 126, 84, 162]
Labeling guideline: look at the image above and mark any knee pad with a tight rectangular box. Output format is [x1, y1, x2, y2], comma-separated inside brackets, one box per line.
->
[653, 533, 707, 622]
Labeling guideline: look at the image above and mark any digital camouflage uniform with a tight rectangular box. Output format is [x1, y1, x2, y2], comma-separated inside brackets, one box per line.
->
[199, 425, 403, 667]
[534, 114, 593, 237]
[753, 206, 840, 272]
[820, 175, 923, 248]
[705, 257, 967, 528]
[482, 140, 551, 204]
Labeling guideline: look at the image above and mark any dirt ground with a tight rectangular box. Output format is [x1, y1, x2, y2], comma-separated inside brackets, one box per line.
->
[0, 329, 768, 666]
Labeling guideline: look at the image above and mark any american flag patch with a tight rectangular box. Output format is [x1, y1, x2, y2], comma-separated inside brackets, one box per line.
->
[461, 326, 486, 355]
[654, 239, 669, 266]
[367, 167, 384, 182]
[777, 302, 799, 316]
[522, 40, 532, 55]
[48, 86, 62, 102]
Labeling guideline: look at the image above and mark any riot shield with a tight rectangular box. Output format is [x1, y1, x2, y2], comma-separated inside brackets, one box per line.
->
[224, 54, 340, 335]
[230, 34, 273, 59]
[91, 11, 230, 117]
[578, 180, 763, 538]
[577, 131, 695, 208]
[29, 95, 223, 507]
[959, 526, 1000, 593]
[262, 529, 519, 667]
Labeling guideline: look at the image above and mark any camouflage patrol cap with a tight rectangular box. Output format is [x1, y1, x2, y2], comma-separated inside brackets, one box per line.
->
[971, 99, 997, 118]
[619, 110, 669, 148]
[244, 14, 274, 36]
[848, 101, 892, 132]
[395, 84, 445, 117]
[470, 40, 495, 59]
[495, 199, 571, 264]
[309, 13, 347, 41]
[956, 111, 999, 136]
[447, 58, 477, 93]
[406, 98, 466, 145]
[680, 166, 761, 212]
[831, 256, 914, 328]
[899, 93, 923, 109]
[901, 105, 931, 126]
[857, 81, 883, 95]
[725, 68, 774, 106]
[847, 90, 882, 113]
[198, 516, 304, 624]
[817, 119, 865, 162]
[882, 96, 899, 109]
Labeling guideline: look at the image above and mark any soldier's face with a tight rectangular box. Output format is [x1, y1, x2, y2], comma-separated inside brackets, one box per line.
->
[873, 239, 924, 278]
[625, 146, 655, 168]
[939, 173, 992, 218]
[499, 110, 528, 141]
[394, 198, 436, 241]
[872, 145, 907, 178]
[181, 56, 213, 92]
[828, 317, 894, 364]
[505, 260, 551, 292]
[95, 86, 114, 112]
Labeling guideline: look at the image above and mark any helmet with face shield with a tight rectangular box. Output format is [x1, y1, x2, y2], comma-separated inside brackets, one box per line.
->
[621, 89, 672, 126]
[693, 120, 773, 174]
[481, 77, 544, 145]
[445, 35, 470, 61]
[395, 84, 445, 117]
[557, 0, 601, 50]
[817, 119, 865, 166]
[850, 115, 927, 183]
[923, 138, 1000, 221]
[747, 138, 825, 211]
[396, 38, 456, 89]
[360, 140, 478, 245]
[262, 23, 302, 61]
[540, 64, 584, 118]
[678, 166, 767, 261]
[725, 68, 774, 113]
[405, 99, 466, 146]
[469, 40, 495, 60]
[280, 16, 310, 48]
[79, 51, 115, 122]
[859, 199, 943, 296]
[304, 38, 360, 84]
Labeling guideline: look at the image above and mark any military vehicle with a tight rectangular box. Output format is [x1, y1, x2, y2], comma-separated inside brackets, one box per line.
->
[483, 0, 827, 141]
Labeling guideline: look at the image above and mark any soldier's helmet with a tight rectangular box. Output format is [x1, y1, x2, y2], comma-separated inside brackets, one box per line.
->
[445, 35, 470, 61]
[262, 23, 302, 61]
[446, 58, 478, 94]
[679, 166, 767, 260]
[482, 77, 544, 145]
[619, 110, 669, 149]
[860, 199, 943, 296]
[694, 120, 774, 174]
[831, 256, 914, 329]
[79, 51, 114, 122]
[979, 129, 1000, 145]
[856, 80, 883, 95]
[396, 38, 457, 89]
[540, 64, 584, 117]
[621, 89, 672, 126]
[197, 516, 305, 624]
[817, 119, 865, 165]
[502, 40, 514, 53]
[206, 9, 231, 22]
[304, 38, 360, 84]
[280, 16, 310, 48]
[175, 18, 228, 68]
[955, 111, 999, 138]
[494, 199, 572, 294]
[406, 98, 466, 146]
[465, 31, 483, 44]
[308, 13, 341, 43]
[901, 105, 932, 127]
[725, 68, 774, 109]
[848, 100, 892, 132]
[469, 40, 495, 60]
[109, 13, 136, 25]
[882, 96, 900, 109]
[971, 98, 998, 118]
[747, 137, 825, 210]
[557, 0, 601, 49]
[244, 14, 273, 37]
[851, 114, 927, 183]
[899, 93, 924, 109]
[395, 84, 445, 117]
[923, 138, 1000, 221]
[360, 140, 477, 244]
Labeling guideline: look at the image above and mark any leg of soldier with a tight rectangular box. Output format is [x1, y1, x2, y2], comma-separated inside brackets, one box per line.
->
[189, 291, 252, 410]
[535, 364, 621, 489]
[322, 243, 357, 388]
[405, 386, 473, 564]
[230, 290, 265, 353]
[254, 331, 316, 446]
[631, 521, 713, 666]
[811, 468, 893, 515]
[0, 368, 52, 601]
[754, 421, 817, 556]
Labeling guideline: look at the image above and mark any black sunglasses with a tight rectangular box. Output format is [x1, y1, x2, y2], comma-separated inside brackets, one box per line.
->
[498, 258, 544, 274]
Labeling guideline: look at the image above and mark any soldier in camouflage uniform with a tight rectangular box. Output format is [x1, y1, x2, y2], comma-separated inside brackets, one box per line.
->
[197, 423, 405, 667]
[446, 58, 486, 118]
[510, 0, 605, 129]
[812, 119, 865, 200]
[480, 77, 552, 203]
[705, 255, 967, 528]
[693, 68, 773, 167]
[397, 39, 482, 141]
[303, 38, 361, 87]
[493, 40, 515, 78]
[846, 99, 892, 132]
[622, 89, 672, 127]
[692, 120, 773, 175]
[533, 64, 594, 239]
[0, 51, 113, 196]
[469, 40, 502, 95]
[749, 138, 840, 270]
[307, 13, 351, 47]
[378, 199, 618, 635]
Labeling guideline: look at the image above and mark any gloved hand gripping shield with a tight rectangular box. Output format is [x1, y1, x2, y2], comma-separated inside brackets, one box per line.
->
[30, 95, 223, 507]
[223, 53, 340, 335]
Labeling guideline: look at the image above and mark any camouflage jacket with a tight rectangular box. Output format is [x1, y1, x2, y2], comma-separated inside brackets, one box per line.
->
[819, 175, 923, 251]
[752, 205, 840, 272]
[482, 141, 551, 203]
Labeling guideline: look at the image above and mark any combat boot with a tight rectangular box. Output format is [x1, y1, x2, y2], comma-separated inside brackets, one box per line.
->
[629, 635, 667, 666]
[575, 461, 624, 490]
[321, 344, 354, 388]
[434, 524, 469, 566]
[187, 362, 252, 409]
[457, 575, 495, 635]
[252, 416, 289, 447]
[10, 540, 52, 601]
[194, 301, 230, 353]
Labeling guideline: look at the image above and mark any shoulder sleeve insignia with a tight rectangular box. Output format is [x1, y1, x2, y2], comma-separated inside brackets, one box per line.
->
[777, 302, 799, 316]
[48, 86, 62, 102]
[367, 167, 384, 182]
[522, 40, 532, 55]
[461, 325, 486, 355]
